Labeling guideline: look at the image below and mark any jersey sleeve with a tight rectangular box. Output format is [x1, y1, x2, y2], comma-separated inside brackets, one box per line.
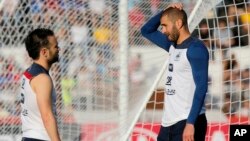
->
[140, 11, 172, 52]
[186, 42, 209, 124]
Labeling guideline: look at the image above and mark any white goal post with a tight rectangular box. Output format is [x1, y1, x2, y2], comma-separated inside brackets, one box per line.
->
[0, 0, 5, 10]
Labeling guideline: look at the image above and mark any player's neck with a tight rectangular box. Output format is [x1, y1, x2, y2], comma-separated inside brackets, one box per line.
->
[33, 60, 51, 71]
[177, 30, 190, 45]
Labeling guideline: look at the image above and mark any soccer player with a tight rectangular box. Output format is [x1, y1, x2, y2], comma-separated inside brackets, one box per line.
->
[141, 3, 208, 141]
[20, 28, 61, 141]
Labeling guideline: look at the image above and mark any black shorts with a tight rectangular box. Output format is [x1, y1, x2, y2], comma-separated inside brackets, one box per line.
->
[22, 137, 47, 141]
[157, 114, 207, 141]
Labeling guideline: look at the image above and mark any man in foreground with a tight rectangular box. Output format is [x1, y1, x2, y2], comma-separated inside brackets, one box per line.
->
[141, 3, 209, 141]
[20, 28, 61, 141]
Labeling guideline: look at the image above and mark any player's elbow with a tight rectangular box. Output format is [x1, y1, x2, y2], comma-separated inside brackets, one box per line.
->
[140, 25, 148, 37]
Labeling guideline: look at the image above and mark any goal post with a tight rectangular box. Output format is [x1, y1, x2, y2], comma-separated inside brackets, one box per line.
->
[188, 0, 223, 32]
[0, 0, 5, 10]
[119, 0, 129, 140]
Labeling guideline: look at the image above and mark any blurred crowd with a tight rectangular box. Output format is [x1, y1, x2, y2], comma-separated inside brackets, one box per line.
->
[191, 0, 250, 122]
[0, 0, 250, 124]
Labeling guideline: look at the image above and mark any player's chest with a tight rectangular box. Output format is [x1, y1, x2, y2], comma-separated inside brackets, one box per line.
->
[167, 49, 190, 73]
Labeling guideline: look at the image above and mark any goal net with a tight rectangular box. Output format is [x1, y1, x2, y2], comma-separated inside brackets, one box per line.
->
[131, 0, 250, 141]
[0, 0, 249, 141]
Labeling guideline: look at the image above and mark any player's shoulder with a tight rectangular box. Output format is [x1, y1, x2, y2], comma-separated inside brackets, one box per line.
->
[189, 37, 208, 52]
[31, 73, 52, 87]
[190, 37, 207, 48]
[26, 63, 49, 77]
[187, 37, 209, 58]
[27, 63, 52, 84]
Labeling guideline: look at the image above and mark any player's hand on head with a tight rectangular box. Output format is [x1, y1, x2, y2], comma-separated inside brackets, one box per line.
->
[167, 2, 183, 10]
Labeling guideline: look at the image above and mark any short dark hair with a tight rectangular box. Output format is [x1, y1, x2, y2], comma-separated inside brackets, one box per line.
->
[24, 28, 54, 60]
[162, 7, 188, 28]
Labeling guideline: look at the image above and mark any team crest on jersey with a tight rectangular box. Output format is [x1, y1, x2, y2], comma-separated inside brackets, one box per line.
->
[174, 52, 181, 61]
[168, 63, 173, 72]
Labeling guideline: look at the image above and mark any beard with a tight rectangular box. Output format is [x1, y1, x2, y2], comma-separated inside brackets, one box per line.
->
[168, 26, 180, 43]
[48, 54, 59, 65]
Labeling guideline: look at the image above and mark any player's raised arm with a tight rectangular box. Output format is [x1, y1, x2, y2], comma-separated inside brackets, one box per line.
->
[140, 11, 172, 52]
[140, 2, 184, 52]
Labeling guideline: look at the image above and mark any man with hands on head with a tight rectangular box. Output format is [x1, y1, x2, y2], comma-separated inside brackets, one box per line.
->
[141, 3, 208, 141]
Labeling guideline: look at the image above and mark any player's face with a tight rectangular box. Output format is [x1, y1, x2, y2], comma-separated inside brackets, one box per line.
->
[160, 15, 180, 43]
[47, 36, 60, 64]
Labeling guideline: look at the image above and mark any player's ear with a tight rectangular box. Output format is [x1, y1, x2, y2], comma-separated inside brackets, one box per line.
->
[41, 47, 48, 57]
[176, 19, 183, 29]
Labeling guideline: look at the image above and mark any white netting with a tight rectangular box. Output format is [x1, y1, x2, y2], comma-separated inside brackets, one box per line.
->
[0, 0, 168, 140]
[1, 0, 250, 141]
[131, 0, 250, 141]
